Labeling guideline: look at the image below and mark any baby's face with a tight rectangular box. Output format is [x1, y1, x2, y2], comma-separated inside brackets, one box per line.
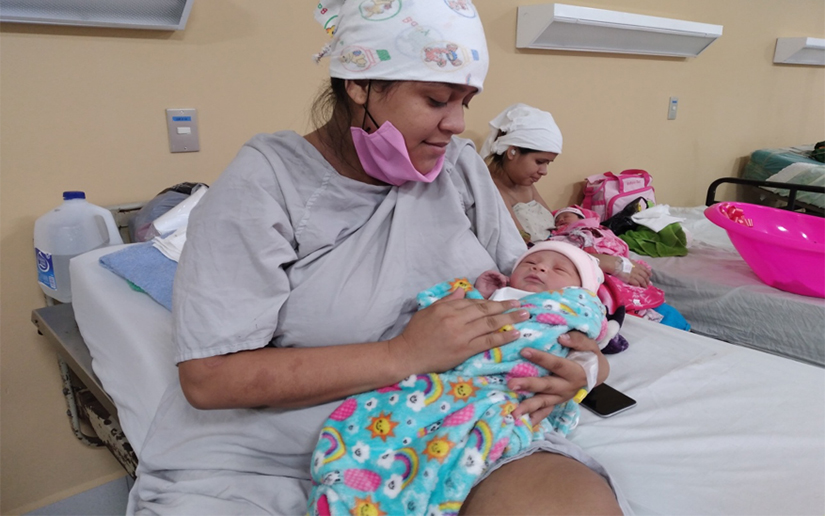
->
[555, 212, 582, 226]
[510, 251, 582, 292]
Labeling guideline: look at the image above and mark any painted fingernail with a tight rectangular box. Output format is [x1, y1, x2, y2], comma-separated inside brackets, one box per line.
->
[509, 382, 528, 395]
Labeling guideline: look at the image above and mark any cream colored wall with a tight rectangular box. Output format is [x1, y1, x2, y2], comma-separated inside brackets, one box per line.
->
[477, 0, 825, 208]
[1, 0, 822, 512]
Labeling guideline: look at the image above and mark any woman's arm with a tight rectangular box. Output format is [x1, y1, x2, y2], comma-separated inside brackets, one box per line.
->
[592, 252, 652, 287]
[179, 341, 404, 410]
[180, 290, 530, 410]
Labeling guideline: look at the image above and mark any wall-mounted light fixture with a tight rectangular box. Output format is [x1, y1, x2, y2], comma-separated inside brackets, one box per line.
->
[516, 3, 723, 58]
[773, 37, 825, 66]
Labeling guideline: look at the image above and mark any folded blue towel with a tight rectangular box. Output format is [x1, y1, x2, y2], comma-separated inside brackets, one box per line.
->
[99, 242, 176, 311]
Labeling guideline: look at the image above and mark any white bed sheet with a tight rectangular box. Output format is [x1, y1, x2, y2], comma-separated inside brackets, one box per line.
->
[573, 318, 825, 515]
[70, 245, 825, 515]
[633, 206, 825, 366]
[70, 244, 177, 455]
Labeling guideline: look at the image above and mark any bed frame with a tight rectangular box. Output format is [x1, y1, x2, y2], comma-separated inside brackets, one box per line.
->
[705, 176, 825, 215]
[32, 303, 137, 477]
[31, 202, 144, 478]
[32, 184, 823, 478]
[31, 196, 819, 506]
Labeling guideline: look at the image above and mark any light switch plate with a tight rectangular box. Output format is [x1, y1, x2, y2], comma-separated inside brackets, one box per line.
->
[667, 97, 678, 120]
[166, 108, 199, 152]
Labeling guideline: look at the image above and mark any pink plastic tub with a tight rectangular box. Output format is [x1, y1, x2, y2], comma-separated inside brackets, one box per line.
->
[705, 202, 825, 298]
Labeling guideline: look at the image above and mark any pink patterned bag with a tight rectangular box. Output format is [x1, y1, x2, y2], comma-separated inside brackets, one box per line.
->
[582, 170, 656, 222]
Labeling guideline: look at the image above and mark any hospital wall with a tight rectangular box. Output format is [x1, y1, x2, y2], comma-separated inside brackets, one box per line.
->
[0, 0, 822, 512]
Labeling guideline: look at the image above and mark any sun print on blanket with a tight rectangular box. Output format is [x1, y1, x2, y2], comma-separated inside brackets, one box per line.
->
[308, 280, 606, 516]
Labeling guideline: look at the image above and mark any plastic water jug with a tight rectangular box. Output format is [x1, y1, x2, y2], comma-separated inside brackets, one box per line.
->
[34, 191, 123, 302]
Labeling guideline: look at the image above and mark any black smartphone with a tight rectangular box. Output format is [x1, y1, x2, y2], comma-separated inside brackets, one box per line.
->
[580, 383, 637, 417]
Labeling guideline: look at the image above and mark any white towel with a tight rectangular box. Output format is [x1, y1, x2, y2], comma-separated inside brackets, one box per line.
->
[631, 204, 685, 232]
[150, 185, 207, 236]
[152, 226, 187, 262]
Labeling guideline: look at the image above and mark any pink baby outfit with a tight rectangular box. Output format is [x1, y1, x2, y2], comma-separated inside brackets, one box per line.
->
[549, 206, 665, 316]
[551, 216, 629, 258]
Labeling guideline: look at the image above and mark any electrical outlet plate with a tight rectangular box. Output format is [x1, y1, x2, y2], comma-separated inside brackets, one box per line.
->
[166, 108, 199, 153]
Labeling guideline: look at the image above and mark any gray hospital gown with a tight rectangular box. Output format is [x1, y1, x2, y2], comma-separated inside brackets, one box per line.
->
[128, 132, 629, 515]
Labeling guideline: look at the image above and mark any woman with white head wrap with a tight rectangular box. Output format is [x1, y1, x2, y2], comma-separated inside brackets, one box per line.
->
[484, 103, 652, 291]
[129, 3, 628, 515]
[483, 103, 563, 244]
[480, 102, 564, 159]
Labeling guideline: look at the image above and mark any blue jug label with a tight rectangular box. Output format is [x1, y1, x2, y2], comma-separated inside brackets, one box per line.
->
[35, 248, 57, 290]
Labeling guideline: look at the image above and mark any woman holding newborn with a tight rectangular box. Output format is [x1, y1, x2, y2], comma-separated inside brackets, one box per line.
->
[127, 2, 628, 515]
[481, 103, 652, 288]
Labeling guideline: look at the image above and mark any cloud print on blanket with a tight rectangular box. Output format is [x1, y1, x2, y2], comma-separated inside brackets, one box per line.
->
[98, 242, 176, 311]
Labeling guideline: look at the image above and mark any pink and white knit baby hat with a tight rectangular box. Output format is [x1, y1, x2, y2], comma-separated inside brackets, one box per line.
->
[513, 241, 604, 293]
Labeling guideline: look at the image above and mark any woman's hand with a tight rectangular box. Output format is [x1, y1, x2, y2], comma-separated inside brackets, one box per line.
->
[626, 259, 652, 287]
[596, 254, 652, 287]
[508, 332, 608, 427]
[388, 288, 529, 377]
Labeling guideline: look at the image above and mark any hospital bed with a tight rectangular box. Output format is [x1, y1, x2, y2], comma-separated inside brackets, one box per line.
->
[631, 196, 825, 367]
[729, 143, 825, 216]
[33, 242, 825, 514]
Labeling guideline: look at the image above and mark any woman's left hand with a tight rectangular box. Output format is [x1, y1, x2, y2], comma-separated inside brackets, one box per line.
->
[508, 332, 607, 427]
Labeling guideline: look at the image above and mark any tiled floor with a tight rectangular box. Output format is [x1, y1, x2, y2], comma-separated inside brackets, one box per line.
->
[26, 476, 132, 516]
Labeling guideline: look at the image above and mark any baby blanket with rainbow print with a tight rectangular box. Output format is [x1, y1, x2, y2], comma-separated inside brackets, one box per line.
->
[308, 279, 605, 516]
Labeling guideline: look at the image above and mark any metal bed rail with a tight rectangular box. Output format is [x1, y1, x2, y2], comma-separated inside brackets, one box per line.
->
[705, 177, 825, 215]
[33, 302, 138, 477]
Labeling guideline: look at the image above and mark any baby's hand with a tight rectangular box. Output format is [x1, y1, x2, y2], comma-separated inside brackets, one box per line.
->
[474, 270, 509, 299]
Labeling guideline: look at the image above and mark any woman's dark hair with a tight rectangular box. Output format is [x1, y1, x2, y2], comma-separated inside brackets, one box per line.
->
[486, 129, 540, 174]
[310, 77, 398, 160]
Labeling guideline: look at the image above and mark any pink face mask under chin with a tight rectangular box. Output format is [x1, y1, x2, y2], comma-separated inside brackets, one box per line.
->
[350, 121, 446, 187]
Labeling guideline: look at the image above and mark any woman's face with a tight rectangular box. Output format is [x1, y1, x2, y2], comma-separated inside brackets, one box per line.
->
[510, 250, 581, 292]
[357, 81, 477, 173]
[505, 149, 558, 186]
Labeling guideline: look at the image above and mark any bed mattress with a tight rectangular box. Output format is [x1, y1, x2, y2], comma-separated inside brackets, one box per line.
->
[70, 244, 177, 455]
[70, 244, 825, 515]
[575, 318, 825, 516]
[741, 145, 825, 210]
[633, 206, 825, 366]
[743, 145, 819, 182]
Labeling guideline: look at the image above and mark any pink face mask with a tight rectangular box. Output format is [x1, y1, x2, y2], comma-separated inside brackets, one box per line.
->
[350, 120, 445, 187]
